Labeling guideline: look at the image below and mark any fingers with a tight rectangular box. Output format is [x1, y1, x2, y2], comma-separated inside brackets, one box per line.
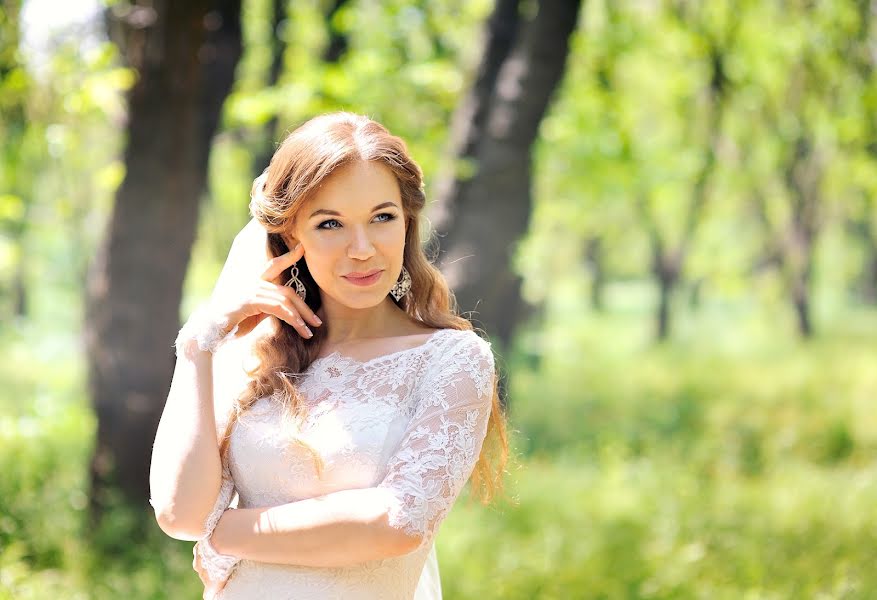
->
[250, 292, 315, 339]
[275, 283, 322, 327]
[240, 243, 324, 339]
[260, 243, 304, 283]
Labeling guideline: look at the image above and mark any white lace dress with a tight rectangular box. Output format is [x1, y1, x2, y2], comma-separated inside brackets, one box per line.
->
[207, 327, 496, 600]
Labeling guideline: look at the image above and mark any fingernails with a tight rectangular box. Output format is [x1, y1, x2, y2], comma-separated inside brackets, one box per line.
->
[304, 326, 313, 338]
[313, 315, 322, 325]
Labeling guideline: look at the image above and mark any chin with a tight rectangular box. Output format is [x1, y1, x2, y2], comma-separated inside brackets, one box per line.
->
[336, 292, 390, 310]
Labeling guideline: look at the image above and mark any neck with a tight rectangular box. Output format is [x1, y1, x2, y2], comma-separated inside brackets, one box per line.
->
[317, 296, 407, 344]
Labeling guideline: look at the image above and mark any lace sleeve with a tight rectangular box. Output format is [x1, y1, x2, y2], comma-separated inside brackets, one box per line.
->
[376, 331, 496, 552]
[194, 463, 241, 582]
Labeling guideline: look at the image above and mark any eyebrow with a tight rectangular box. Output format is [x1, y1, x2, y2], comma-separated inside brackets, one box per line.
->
[309, 201, 400, 219]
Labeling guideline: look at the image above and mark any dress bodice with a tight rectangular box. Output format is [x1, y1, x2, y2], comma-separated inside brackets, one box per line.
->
[211, 326, 496, 599]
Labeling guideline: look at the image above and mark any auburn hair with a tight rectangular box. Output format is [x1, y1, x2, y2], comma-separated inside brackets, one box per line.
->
[217, 111, 509, 504]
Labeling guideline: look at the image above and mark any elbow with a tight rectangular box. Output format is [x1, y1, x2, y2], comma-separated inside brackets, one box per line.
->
[151, 501, 207, 541]
[368, 488, 426, 556]
[156, 515, 204, 541]
[365, 522, 423, 559]
[391, 530, 424, 555]
[374, 516, 426, 557]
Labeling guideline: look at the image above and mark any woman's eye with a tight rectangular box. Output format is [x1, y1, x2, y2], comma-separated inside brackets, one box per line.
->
[316, 213, 397, 230]
[375, 212, 397, 223]
[317, 219, 342, 230]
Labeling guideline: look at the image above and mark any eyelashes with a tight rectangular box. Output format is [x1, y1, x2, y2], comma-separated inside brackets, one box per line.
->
[316, 212, 397, 230]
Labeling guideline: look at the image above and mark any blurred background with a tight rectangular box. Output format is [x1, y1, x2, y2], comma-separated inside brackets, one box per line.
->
[2, 0, 877, 598]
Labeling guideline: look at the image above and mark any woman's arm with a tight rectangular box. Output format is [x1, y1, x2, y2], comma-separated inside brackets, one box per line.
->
[209, 487, 419, 567]
[149, 344, 224, 540]
[209, 331, 496, 567]
[148, 219, 269, 540]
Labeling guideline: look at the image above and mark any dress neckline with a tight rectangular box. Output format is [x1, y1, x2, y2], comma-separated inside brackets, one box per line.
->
[309, 327, 457, 369]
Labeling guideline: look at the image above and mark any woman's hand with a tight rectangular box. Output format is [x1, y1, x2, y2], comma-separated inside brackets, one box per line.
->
[193, 541, 230, 599]
[212, 242, 323, 340]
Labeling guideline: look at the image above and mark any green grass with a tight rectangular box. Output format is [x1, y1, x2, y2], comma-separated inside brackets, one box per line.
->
[441, 453, 877, 599]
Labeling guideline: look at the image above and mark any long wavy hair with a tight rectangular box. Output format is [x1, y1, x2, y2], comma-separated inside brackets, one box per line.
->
[217, 111, 509, 504]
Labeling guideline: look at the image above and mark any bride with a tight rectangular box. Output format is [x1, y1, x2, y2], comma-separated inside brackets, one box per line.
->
[149, 111, 509, 599]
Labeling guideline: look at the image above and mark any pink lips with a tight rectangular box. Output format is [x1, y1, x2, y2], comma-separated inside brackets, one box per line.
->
[343, 269, 383, 286]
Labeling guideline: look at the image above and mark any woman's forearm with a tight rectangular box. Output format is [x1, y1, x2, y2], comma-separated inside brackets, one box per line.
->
[149, 227, 262, 540]
[210, 487, 421, 567]
[149, 348, 224, 540]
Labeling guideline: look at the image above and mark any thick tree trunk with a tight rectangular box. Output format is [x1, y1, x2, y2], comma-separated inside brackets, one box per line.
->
[429, 0, 583, 351]
[84, 0, 242, 520]
[429, 0, 521, 224]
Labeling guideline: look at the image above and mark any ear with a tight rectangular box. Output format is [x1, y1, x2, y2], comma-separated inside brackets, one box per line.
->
[281, 233, 301, 254]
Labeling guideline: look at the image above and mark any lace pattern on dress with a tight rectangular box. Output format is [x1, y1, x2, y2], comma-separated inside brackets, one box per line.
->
[175, 302, 240, 358]
[195, 463, 241, 582]
[376, 331, 496, 551]
[207, 328, 495, 598]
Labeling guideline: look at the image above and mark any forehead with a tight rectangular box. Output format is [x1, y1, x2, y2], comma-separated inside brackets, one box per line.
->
[304, 161, 401, 213]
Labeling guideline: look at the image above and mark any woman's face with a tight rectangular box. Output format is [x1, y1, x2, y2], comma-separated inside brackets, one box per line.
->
[286, 160, 407, 309]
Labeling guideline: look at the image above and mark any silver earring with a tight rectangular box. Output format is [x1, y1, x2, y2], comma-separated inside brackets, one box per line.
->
[390, 265, 412, 301]
[284, 263, 307, 301]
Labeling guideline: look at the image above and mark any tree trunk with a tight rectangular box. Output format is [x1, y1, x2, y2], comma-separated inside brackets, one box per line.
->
[1, 0, 29, 318]
[657, 275, 673, 341]
[585, 237, 606, 311]
[782, 135, 821, 339]
[429, 0, 521, 224]
[843, 216, 877, 304]
[251, 0, 289, 179]
[252, 0, 351, 179]
[322, 0, 351, 63]
[792, 268, 813, 337]
[688, 277, 704, 310]
[849, 0, 877, 304]
[862, 236, 877, 304]
[429, 0, 583, 352]
[84, 0, 242, 521]
[652, 246, 681, 342]
[12, 246, 26, 316]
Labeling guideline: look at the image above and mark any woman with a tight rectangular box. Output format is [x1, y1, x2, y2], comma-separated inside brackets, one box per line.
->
[149, 111, 509, 599]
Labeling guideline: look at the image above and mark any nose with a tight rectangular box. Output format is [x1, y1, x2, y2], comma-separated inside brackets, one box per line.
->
[347, 224, 376, 260]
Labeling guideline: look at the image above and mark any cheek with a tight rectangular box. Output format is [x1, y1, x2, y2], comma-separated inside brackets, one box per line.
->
[308, 234, 345, 252]
[378, 220, 407, 246]
[300, 236, 337, 276]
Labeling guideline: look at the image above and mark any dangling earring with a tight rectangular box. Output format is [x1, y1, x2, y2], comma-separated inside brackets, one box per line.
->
[284, 263, 307, 301]
[390, 265, 412, 301]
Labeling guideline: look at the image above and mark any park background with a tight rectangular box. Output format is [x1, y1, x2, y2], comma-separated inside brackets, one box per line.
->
[2, 0, 877, 598]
